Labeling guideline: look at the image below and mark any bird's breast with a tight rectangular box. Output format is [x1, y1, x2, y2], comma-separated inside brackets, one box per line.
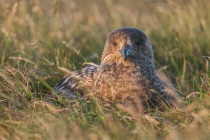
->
[93, 63, 151, 103]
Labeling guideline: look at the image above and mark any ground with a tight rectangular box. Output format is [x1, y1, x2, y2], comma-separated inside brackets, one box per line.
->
[0, 0, 209, 139]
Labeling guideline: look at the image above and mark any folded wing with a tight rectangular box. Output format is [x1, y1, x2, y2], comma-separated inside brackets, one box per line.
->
[54, 64, 99, 99]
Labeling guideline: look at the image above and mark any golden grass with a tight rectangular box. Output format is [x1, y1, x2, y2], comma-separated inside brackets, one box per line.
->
[0, 0, 209, 139]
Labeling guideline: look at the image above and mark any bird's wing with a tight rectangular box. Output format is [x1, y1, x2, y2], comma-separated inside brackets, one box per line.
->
[155, 70, 185, 109]
[54, 64, 99, 99]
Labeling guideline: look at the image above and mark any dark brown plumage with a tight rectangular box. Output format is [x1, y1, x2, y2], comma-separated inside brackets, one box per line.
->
[54, 27, 185, 112]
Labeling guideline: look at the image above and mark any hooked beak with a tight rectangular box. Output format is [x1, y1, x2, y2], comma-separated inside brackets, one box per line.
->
[119, 44, 135, 60]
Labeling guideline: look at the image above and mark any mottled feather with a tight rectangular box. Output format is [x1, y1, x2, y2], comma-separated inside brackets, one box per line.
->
[54, 64, 99, 99]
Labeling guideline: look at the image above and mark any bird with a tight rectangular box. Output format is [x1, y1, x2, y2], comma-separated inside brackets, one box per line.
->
[54, 27, 185, 112]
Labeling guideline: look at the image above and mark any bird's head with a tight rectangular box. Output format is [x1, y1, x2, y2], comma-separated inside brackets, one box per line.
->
[101, 27, 154, 65]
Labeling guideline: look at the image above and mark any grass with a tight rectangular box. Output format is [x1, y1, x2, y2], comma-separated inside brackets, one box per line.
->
[0, 0, 209, 139]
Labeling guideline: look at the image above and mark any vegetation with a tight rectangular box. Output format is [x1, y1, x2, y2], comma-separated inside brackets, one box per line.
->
[0, 0, 209, 139]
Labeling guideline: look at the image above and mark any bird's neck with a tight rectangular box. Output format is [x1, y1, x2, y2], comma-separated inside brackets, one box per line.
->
[136, 57, 166, 93]
[135, 57, 156, 78]
[101, 57, 156, 78]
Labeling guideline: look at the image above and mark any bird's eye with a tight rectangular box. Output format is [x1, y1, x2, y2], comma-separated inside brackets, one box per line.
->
[135, 40, 141, 45]
[112, 42, 117, 46]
